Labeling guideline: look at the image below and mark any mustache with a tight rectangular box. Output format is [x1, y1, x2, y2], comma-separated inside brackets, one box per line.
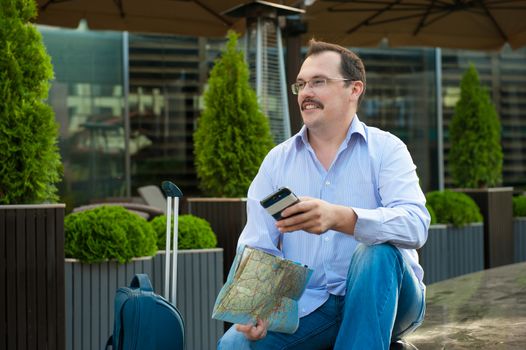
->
[301, 98, 324, 111]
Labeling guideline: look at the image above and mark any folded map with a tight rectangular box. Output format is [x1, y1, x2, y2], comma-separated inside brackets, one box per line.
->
[212, 245, 313, 334]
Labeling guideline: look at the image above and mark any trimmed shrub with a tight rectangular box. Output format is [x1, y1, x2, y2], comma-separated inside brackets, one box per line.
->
[64, 206, 157, 263]
[513, 196, 526, 217]
[449, 64, 502, 188]
[193, 31, 274, 197]
[0, 0, 62, 204]
[426, 203, 437, 225]
[426, 190, 483, 227]
[150, 214, 217, 250]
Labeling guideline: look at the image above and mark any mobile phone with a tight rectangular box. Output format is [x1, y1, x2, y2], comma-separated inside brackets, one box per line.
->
[260, 187, 300, 220]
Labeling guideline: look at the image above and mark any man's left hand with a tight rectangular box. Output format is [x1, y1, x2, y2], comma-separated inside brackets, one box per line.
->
[235, 319, 269, 340]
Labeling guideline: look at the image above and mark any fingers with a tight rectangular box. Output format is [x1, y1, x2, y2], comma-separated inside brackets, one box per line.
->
[235, 319, 269, 341]
[279, 219, 325, 234]
[281, 196, 312, 217]
[235, 323, 252, 333]
[279, 198, 314, 223]
[277, 198, 331, 234]
[276, 200, 327, 234]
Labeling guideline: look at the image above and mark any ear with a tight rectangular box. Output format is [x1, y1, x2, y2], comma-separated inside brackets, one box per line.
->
[349, 81, 364, 101]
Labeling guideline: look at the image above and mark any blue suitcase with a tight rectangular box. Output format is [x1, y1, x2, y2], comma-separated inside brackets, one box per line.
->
[106, 181, 185, 350]
[105, 274, 184, 350]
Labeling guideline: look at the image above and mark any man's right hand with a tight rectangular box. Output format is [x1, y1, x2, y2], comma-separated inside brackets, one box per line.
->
[235, 319, 269, 341]
[276, 197, 357, 236]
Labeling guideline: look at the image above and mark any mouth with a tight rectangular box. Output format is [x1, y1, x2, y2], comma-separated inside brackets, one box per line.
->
[301, 99, 324, 111]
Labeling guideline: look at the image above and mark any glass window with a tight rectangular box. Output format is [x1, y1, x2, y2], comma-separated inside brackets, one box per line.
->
[40, 27, 125, 209]
[128, 34, 226, 197]
[354, 47, 438, 193]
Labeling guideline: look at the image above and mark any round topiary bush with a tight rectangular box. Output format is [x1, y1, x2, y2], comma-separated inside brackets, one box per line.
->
[426, 190, 483, 227]
[513, 196, 526, 217]
[150, 214, 217, 250]
[64, 205, 157, 263]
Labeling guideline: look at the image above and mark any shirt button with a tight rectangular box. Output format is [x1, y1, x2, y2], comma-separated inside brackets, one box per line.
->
[324, 236, 330, 242]
[325, 181, 331, 186]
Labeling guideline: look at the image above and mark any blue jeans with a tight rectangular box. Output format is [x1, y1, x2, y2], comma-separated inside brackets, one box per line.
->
[217, 243, 425, 350]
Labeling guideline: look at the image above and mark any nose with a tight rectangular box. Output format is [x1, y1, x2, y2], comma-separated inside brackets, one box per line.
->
[298, 84, 315, 99]
[297, 88, 315, 111]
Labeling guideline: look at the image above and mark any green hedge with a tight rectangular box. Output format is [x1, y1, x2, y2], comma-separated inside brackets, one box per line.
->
[64, 206, 157, 263]
[513, 196, 526, 217]
[150, 214, 217, 250]
[426, 190, 483, 227]
[426, 203, 437, 225]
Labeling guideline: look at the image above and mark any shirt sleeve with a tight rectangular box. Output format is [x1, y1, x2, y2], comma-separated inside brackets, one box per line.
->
[236, 157, 283, 258]
[353, 136, 430, 249]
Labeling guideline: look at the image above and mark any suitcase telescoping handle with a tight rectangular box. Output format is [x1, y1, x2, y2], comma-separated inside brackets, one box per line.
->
[161, 181, 183, 305]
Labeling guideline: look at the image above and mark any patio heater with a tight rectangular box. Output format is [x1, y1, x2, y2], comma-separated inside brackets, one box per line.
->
[224, 1, 304, 144]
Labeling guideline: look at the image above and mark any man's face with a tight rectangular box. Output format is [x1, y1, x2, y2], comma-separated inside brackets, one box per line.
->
[296, 51, 355, 130]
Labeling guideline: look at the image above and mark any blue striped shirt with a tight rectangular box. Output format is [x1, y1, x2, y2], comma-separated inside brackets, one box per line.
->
[238, 116, 430, 318]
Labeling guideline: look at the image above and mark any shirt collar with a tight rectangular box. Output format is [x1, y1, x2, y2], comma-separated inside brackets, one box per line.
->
[294, 114, 367, 148]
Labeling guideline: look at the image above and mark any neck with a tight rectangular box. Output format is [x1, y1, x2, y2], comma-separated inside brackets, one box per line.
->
[309, 113, 354, 146]
[307, 115, 355, 170]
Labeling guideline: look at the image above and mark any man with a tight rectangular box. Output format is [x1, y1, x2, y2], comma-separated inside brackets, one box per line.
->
[218, 39, 429, 349]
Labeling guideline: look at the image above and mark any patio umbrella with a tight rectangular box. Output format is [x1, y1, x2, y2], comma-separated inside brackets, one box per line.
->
[303, 0, 526, 50]
[35, 0, 250, 37]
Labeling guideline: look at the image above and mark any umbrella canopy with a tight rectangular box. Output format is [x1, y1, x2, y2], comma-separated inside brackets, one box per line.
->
[303, 0, 526, 50]
[35, 0, 248, 37]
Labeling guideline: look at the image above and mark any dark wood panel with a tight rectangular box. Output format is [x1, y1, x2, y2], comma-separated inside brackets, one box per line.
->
[6, 210, 16, 350]
[0, 205, 64, 350]
[460, 189, 514, 268]
[0, 209, 6, 350]
[54, 208, 66, 350]
[36, 210, 47, 349]
[25, 209, 36, 350]
[515, 219, 526, 263]
[45, 208, 56, 350]
[16, 210, 27, 350]
[185, 199, 247, 282]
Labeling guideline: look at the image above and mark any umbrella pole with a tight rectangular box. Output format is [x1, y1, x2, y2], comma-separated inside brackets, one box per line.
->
[435, 48, 444, 191]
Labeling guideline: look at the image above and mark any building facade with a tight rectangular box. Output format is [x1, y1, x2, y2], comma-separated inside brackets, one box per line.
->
[39, 26, 526, 209]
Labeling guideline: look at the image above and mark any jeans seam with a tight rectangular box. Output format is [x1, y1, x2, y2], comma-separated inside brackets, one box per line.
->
[377, 248, 403, 320]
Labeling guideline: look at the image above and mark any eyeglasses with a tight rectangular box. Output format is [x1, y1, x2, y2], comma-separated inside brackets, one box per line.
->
[291, 78, 353, 95]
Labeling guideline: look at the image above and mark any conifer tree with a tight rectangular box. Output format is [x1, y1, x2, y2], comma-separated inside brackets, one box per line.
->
[0, 0, 62, 204]
[449, 64, 502, 188]
[194, 31, 274, 197]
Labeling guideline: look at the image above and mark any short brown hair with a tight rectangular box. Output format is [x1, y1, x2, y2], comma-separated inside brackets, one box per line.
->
[306, 39, 366, 104]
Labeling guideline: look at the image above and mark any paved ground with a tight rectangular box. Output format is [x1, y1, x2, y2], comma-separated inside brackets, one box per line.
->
[406, 262, 526, 349]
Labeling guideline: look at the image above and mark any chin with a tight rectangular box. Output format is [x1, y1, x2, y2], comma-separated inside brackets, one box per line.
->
[302, 107, 322, 117]
[301, 116, 321, 130]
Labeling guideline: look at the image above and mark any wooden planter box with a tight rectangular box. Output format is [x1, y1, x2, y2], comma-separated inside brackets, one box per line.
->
[151, 249, 224, 350]
[184, 198, 246, 282]
[1, 204, 65, 350]
[65, 248, 223, 350]
[419, 223, 484, 285]
[514, 218, 526, 263]
[458, 187, 513, 268]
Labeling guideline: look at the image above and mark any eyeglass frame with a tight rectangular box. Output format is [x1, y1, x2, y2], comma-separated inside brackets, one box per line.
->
[290, 77, 354, 95]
